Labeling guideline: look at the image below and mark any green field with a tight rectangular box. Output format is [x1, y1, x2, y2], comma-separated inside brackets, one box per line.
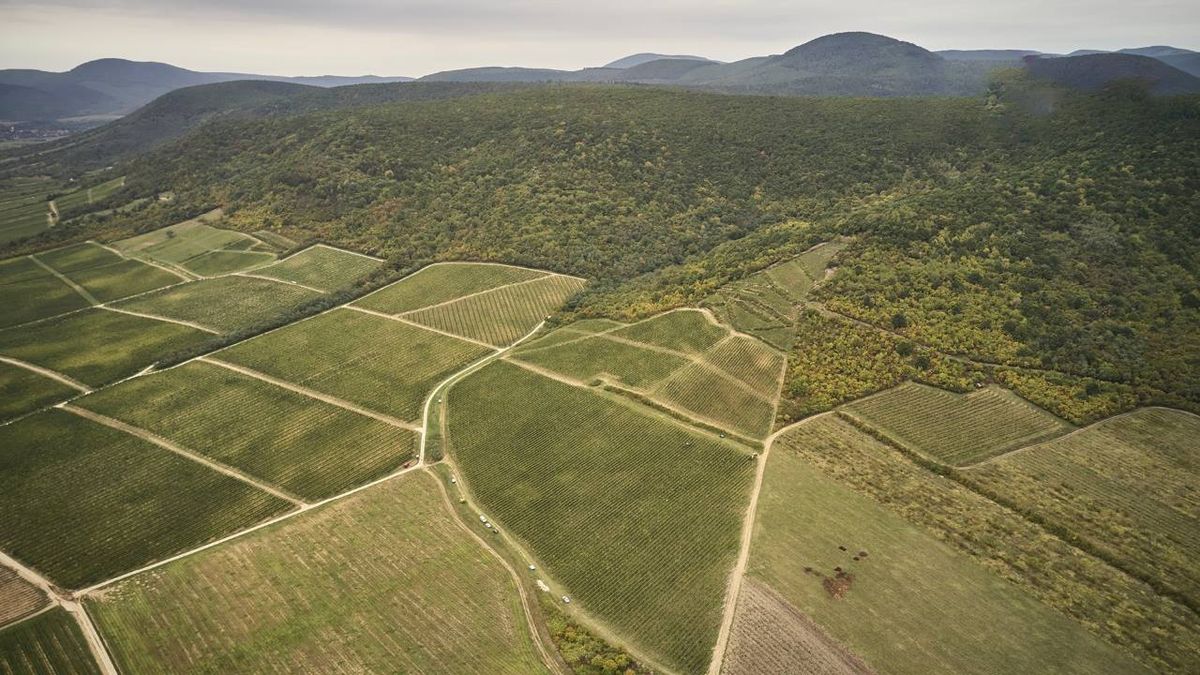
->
[0, 361, 78, 422]
[654, 363, 777, 437]
[112, 275, 320, 334]
[747, 417, 1151, 675]
[89, 471, 549, 674]
[447, 361, 754, 674]
[0, 177, 59, 245]
[0, 257, 90, 328]
[251, 245, 382, 292]
[62, 259, 181, 303]
[0, 608, 100, 675]
[0, 308, 211, 387]
[844, 382, 1073, 465]
[219, 308, 492, 422]
[54, 176, 126, 216]
[111, 211, 276, 275]
[77, 361, 417, 500]
[612, 310, 728, 355]
[0, 409, 293, 588]
[514, 332, 688, 387]
[181, 249, 275, 276]
[0, 568, 46, 628]
[405, 274, 585, 346]
[774, 413, 1199, 673]
[963, 408, 1200, 609]
[354, 262, 546, 315]
[33, 242, 120, 273]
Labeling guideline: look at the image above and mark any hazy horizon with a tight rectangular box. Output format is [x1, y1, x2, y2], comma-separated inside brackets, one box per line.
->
[1, 0, 1199, 78]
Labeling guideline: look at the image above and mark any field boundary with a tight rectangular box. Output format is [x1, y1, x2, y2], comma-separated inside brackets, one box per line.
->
[29, 254, 99, 305]
[0, 354, 91, 392]
[99, 304, 221, 334]
[233, 271, 326, 294]
[396, 273, 553, 315]
[345, 305, 502, 351]
[92, 240, 194, 282]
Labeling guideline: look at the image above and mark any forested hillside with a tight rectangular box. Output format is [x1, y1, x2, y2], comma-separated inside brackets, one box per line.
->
[5, 74, 1197, 420]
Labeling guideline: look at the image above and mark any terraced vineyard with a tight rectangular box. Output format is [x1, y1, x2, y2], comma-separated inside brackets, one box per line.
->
[746, 419, 1151, 675]
[405, 274, 585, 346]
[89, 472, 549, 674]
[76, 361, 417, 500]
[112, 275, 321, 334]
[0, 608, 99, 675]
[354, 262, 545, 314]
[844, 382, 1073, 465]
[219, 308, 492, 422]
[447, 360, 754, 674]
[962, 408, 1200, 609]
[0, 409, 293, 588]
[251, 244, 382, 291]
[0, 308, 211, 388]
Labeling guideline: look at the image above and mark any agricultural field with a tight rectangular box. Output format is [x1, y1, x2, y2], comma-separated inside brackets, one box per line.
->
[405, 273, 586, 346]
[76, 361, 418, 500]
[218, 308, 492, 422]
[654, 363, 778, 438]
[772, 413, 1200, 673]
[962, 408, 1200, 610]
[111, 275, 321, 334]
[514, 332, 688, 387]
[180, 249, 275, 276]
[111, 210, 278, 276]
[0, 360, 79, 422]
[612, 310, 728, 355]
[60, 258, 182, 303]
[0, 568, 46, 628]
[0, 608, 99, 675]
[354, 261, 545, 315]
[843, 382, 1074, 465]
[33, 242, 120, 274]
[0, 408, 293, 588]
[0, 176, 59, 245]
[0, 256, 91, 328]
[250, 244, 383, 292]
[745, 419, 1151, 675]
[53, 176, 126, 217]
[88, 472, 550, 674]
[447, 360, 754, 674]
[0, 308, 211, 388]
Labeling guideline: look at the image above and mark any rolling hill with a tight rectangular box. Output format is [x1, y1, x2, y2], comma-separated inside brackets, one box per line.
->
[1025, 53, 1200, 94]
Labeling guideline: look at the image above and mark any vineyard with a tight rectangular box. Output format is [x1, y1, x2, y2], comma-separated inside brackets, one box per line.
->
[843, 382, 1074, 465]
[0, 568, 45, 627]
[34, 242, 119, 274]
[775, 413, 1199, 673]
[702, 335, 785, 397]
[76, 361, 417, 500]
[60, 258, 180, 303]
[0, 308, 210, 387]
[0, 609, 100, 675]
[112, 275, 321, 334]
[447, 360, 754, 674]
[962, 408, 1200, 610]
[0, 360, 76, 423]
[0, 256, 91, 328]
[0, 408, 292, 588]
[181, 249, 276, 276]
[405, 274, 586, 347]
[354, 262, 545, 315]
[654, 363, 777, 438]
[219, 308, 492, 422]
[749, 422, 1148, 675]
[612, 310, 728, 355]
[52, 176, 126, 216]
[111, 210, 277, 275]
[251, 244, 382, 292]
[89, 472, 549, 674]
[0, 177, 59, 245]
[515, 334, 688, 388]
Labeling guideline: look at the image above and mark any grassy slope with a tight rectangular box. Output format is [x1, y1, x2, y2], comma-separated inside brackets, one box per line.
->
[89, 472, 549, 674]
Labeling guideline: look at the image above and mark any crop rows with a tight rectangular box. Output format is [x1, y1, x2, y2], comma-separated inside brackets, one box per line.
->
[252, 245, 382, 292]
[514, 334, 688, 388]
[77, 361, 417, 500]
[0, 568, 46, 628]
[33, 243, 119, 273]
[61, 259, 180, 303]
[448, 361, 754, 674]
[405, 274, 585, 346]
[113, 275, 321, 334]
[702, 334, 785, 397]
[219, 308, 492, 422]
[54, 176, 125, 215]
[0, 409, 293, 588]
[844, 382, 1072, 465]
[0, 361, 77, 423]
[0, 258, 90, 328]
[0, 308, 211, 388]
[963, 408, 1200, 610]
[183, 249, 275, 276]
[612, 310, 728, 355]
[0, 608, 99, 675]
[89, 472, 548, 674]
[655, 363, 777, 438]
[355, 262, 546, 315]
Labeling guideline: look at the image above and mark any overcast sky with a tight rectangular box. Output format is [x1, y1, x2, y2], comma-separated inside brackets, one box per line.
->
[2, 1, 1198, 76]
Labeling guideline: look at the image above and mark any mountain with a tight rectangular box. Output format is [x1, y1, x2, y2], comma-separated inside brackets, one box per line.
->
[615, 58, 714, 82]
[0, 58, 411, 123]
[937, 49, 1043, 62]
[1025, 53, 1200, 95]
[603, 53, 715, 69]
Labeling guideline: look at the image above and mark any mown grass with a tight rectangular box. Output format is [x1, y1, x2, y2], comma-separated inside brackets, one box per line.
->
[89, 472, 549, 674]
[447, 360, 754, 674]
[405, 274, 585, 346]
[0, 257, 89, 328]
[750, 418, 1152, 675]
[0, 409, 293, 589]
[251, 245, 381, 292]
[354, 262, 545, 314]
[0, 361, 77, 422]
[219, 308, 491, 422]
[777, 413, 1200, 673]
[0, 308, 211, 387]
[112, 275, 321, 334]
[0, 608, 99, 675]
[77, 361, 417, 500]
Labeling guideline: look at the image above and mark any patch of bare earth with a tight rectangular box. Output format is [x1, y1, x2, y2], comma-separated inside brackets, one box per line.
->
[0, 565, 48, 626]
[721, 578, 873, 675]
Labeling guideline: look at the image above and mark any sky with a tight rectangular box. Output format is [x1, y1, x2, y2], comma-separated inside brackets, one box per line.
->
[2, 0, 1198, 76]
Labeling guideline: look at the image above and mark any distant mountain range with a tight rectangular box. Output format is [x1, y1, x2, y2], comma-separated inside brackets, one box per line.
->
[2, 34, 1198, 125]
